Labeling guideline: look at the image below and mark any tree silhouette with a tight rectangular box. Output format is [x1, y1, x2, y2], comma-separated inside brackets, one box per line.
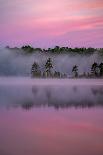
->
[22, 45, 34, 53]
[91, 62, 99, 76]
[31, 62, 41, 77]
[31, 62, 38, 73]
[45, 58, 53, 77]
[72, 65, 78, 77]
[99, 63, 103, 76]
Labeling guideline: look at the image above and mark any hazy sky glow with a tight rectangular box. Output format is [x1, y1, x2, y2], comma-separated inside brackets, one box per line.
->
[0, 0, 103, 48]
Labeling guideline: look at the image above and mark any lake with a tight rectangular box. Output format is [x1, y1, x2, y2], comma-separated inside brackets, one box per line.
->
[0, 78, 103, 155]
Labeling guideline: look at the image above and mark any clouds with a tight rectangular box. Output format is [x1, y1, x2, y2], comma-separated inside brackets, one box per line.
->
[0, 0, 103, 22]
[66, 0, 103, 10]
[0, 0, 103, 47]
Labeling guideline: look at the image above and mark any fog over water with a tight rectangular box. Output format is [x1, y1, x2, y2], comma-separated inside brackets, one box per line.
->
[0, 48, 102, 76]
[0, 78, 103, 109]
[0, 47, 103, 108]
[0, 48, 103, 155]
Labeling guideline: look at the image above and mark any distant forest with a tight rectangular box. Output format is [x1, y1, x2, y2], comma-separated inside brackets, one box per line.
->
[2, 45, 103, 78]
[6, 45, 103, 54]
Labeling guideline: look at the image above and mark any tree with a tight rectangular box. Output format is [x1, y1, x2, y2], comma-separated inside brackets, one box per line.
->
[99, 63, 103, 76]
[31, 62, 41, 77]
[72, 65, 78, 77]
[91, 62, 99, 76]
[45, 58, 53, 77]
[31, 62, 38, 73]
[22, 45, 34, 53]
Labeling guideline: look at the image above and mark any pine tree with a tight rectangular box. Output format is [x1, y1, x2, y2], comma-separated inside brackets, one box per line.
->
[31, 62, 41, 77]
[99, 63, 103, 76]
[31, 62, 39, 73]
[91, 62, 99, 76]
[72, 65, 78, 77]
[45, 58, 53, 76]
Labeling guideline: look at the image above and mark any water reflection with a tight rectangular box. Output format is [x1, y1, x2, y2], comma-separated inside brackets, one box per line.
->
[0, 79, 103, 155]
[0, 84, 103, 110]
[0, 106, 103, 155]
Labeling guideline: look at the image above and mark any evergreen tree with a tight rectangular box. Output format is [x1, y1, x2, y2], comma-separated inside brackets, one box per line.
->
[45, 58, 53, 76]
[91, 62, 99, 76]
[31, 62, 41, 77]
[72, 65, 78, 77]
[99, 63, 103, 76]
[31, 62, 39, 73]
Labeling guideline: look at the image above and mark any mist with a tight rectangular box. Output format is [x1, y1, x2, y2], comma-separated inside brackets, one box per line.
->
[0, 47, 102, 76]
[0, 79, 103, 109]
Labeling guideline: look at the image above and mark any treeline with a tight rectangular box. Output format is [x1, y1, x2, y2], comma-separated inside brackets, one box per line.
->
[31, 58, 66, 78]
[72, 62, 103, 78]
[6, 45, 103, 54]
[31, 58, 103, 78]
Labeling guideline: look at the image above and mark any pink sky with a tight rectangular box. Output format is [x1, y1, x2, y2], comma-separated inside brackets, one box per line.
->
[0, 0, 103, 48]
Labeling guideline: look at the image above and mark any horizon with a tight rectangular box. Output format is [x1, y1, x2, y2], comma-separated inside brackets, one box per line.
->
[0, 0, 103, 48]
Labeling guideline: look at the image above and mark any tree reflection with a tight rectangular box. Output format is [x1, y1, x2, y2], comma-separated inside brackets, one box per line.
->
[0, 85, 103, 110]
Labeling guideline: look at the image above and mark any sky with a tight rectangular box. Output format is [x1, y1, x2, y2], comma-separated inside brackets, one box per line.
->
[0, 0, 103, 48]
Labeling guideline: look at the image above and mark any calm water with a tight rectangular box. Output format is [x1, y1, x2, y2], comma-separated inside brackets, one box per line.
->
[0, 78, 103, 155]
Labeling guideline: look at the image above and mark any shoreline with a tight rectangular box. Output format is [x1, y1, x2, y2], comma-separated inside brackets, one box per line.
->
[0, 77, 103, 86]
